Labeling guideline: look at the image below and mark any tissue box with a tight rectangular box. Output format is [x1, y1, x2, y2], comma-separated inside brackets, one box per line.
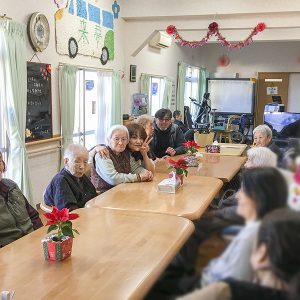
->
[158, 178, 181, 194]
[205, 145, 220, 153]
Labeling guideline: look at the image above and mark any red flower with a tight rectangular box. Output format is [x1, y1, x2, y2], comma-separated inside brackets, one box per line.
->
[166, 25, 176, 35]
[294, 169, 300, 184]
[256, 22, 266, 32]
[44, 206, 80, 240]
[208, 22, 219, 33]
[168, 158, 188, 176]
[183, 140, 200, 154]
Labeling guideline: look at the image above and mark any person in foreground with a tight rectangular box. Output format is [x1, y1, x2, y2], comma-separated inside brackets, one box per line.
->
[178, 208, 300, 300]
[151, 108, 186, 158]
[146, 167, 287, 299]
[44, 144, 97, 210]
[91, 125, 153, 193]
[0, 151, 43, 247]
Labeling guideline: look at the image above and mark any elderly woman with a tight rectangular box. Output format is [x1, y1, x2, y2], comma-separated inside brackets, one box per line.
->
[91, 125, 153, 193]
[253, 124, 282, 161]
[0, 151, 43, 247]
[44, 144, 97, 210]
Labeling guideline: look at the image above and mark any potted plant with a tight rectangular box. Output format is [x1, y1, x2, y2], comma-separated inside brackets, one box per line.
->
[42, 206, 79, 261]
[168, 157, 188, 184]
[183, 140, 200, 166]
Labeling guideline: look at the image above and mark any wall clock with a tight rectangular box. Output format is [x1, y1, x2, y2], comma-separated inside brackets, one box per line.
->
[28, 13, 50, 52]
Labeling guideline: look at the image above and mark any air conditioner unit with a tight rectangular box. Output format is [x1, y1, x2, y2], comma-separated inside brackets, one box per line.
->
[149, 31, 172, 49]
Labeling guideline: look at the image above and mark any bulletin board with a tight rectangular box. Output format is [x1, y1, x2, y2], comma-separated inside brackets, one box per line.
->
[206, 78, 255, 115]
[26, 62, 53, 142]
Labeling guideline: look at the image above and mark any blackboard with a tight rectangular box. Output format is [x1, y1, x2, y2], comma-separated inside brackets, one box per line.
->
[206, 78, 255, 115]
[26, 62, 52, 142]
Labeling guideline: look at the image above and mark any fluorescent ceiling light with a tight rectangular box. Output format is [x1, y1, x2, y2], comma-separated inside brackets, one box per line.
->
[265, 79, 283, 82]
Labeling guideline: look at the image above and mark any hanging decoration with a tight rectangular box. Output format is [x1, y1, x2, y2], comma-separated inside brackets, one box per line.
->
[218, 54, 230, 67]
[112, 0, 120, 19]
[166, 22, 266, 49]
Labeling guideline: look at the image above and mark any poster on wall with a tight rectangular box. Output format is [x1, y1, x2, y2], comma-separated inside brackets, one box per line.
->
[267, 86, 278, 95]
[131, 93, 148, 116]
[55, 0, 115, 64]
[26, 62, 52, 142]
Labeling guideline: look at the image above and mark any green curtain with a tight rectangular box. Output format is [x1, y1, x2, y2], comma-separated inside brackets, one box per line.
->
[162, 77, 173, 109]
[111, 71, 122, 125]
[60, 65, 78, 157]
[0, 20, 32, 202]
[198, 68, 209, 101]
[140, 73, 151, 95]
[176, 62, 188, 113]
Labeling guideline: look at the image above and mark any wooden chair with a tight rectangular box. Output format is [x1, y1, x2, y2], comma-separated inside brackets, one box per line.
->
[215, 115, 241, 143]
[40, 192, 52, 213]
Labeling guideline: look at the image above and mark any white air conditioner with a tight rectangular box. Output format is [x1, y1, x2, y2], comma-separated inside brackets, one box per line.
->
[149, 31, 172, 49]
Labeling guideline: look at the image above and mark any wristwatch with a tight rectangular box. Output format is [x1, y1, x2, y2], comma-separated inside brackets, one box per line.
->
[28, 12, 50, 52]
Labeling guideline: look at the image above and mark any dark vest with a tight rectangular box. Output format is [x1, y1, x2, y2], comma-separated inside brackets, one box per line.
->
[91, 147, 131, 193]
[0, 179, 33, 247]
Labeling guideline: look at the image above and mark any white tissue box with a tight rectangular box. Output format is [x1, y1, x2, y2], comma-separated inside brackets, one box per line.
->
[158, 178, 181, 194]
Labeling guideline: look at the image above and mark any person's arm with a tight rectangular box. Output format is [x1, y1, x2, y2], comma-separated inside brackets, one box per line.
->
[174, 126, 186, 155]
[51, 176, 79, 211]
[95, 153, 139, 185]
[24, 198, 43, 229]
[139, 136, 155, 173]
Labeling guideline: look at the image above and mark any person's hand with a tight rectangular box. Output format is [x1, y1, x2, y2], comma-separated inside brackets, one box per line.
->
[140, 136, 153, 156]
[139, 170, 153, 182]
[95, 145, 110, 159]
[165, 147, 176, 156]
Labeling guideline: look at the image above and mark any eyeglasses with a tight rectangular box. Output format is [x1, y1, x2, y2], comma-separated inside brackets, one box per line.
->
[158, 118, 171, 122]
[112, 137, 128, 143]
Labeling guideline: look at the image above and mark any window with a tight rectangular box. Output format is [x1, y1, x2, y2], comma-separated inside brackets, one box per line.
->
[184, 66, 200, 118]
[73, 69, 113, 149]
[148, 76, 165, 116]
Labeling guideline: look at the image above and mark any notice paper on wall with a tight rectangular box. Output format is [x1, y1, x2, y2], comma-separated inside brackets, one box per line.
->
[267, 86, 278, 95]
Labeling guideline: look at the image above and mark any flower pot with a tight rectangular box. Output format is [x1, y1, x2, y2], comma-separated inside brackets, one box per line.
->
[42, 235, 73, 261]
[184, 154, 199, 167]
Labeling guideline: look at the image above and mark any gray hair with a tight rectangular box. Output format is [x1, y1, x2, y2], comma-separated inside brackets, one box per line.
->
[247, 147, 277, 167]
[253, 124, 273, 139]
[64, 144, 88, 161]
[106, 125, 129, 144]
[136, 114, 153, 127]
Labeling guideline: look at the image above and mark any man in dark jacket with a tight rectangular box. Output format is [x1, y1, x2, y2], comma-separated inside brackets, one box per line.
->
[173, 110, 189, 134]
[44, 144, 97, 211]
[151, 108, 186, 158]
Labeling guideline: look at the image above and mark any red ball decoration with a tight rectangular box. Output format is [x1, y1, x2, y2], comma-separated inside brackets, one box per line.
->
[166, 25, 176, 35]
[208, 22, 219, 33]
[256, 22, 266, 32]
[218, 54, 230, 67]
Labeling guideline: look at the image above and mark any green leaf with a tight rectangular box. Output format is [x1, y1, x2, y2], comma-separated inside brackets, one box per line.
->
[61, 226, 74, 238]
[72, 229, 80, 235]
[47, 224, 58, 234]
[62, 221, 72, 228]
[183, 170, 188, 177]
[176, 169, 183, 175]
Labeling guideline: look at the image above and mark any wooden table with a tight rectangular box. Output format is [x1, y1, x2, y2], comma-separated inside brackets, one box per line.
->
[155, 155, 247, 182]
[86, 173, 223, 220]
[0, 208, 194, 300]
[198, 143, 247, 156]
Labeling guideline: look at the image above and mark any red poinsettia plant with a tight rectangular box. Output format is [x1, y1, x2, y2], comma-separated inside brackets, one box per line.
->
[44, 206, 80, 241]
[183, 140, 200, 155]
[168, 157, 188, 177]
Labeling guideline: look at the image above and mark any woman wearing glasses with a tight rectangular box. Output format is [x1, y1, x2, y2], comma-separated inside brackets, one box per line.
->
[91, 124, 153, 194]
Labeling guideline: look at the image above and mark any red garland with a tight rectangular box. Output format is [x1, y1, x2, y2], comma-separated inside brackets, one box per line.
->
[166, 22, 266, 49]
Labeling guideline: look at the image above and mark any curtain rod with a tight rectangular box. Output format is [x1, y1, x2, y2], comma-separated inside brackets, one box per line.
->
[0, 14, 12, 20]
[58, 62, 113, 72]
[140, 72, 169, 79]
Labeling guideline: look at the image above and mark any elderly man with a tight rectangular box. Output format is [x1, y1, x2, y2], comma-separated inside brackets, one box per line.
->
[253, 124, 282, 161]
[44, 144, 97, 210]
[151, 108, 185, 158]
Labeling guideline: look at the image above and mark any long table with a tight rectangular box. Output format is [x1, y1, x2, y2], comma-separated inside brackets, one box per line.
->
[155, 155, 247, 182]
[0, 208, 194, 300]
[86, 173, 223, 220]
[198, 143, 247, 156]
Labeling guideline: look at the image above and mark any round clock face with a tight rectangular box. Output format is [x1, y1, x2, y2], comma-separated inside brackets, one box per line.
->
[28, 13, 50, 52]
